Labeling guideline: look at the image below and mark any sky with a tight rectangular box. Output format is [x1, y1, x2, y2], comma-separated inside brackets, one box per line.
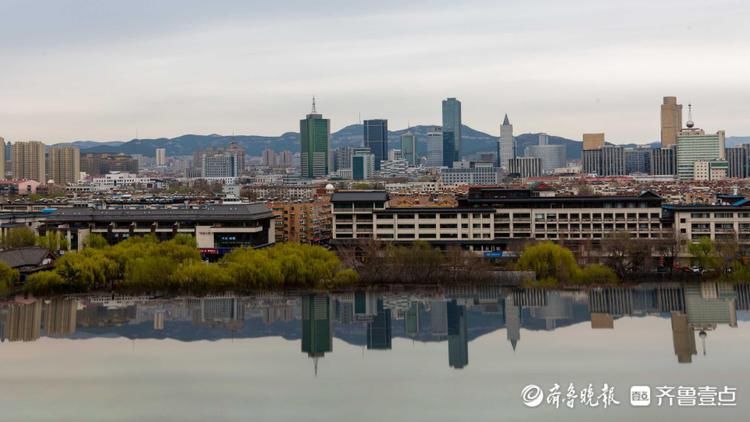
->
[0, 0, 749, 144]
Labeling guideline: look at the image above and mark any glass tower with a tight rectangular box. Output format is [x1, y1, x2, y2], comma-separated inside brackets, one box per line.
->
[442, 98, 462, 167]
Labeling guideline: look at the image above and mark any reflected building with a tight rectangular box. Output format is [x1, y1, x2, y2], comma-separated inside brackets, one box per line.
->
[405, 302, 422, 338]
[529, 291, 574, 330]
[189, 297, 245, 329]
[504, 295, 521, 351]
[367, 300, 392, 350]
[42, 298, 77, 337]
[590, 313, 614, 329]
[447, 300, 468, 369]
[302, 294, 333, 373]
[671, 312, 697, 363]
[430, 300, 448, 337]
[5, 300, 42, 342]
[354, 291, 378, 321]
[589, 288, 633, 316]
[154, 311, 165, 330]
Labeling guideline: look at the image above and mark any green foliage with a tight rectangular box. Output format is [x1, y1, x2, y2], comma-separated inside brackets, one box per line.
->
[688, 238, 721, 271]
[170, 262, 234, 295]
[85, 234, 109, 249]
[36, 231, 70, 251]
[23, 271, 66, 295]
[517, 241, 581, 285]
[0, 261, 19, 295]
[575, 264, 619, 285]
[2, 227, 37, 249]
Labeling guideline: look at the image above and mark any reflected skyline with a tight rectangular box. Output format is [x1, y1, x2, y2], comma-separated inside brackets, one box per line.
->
[0, 282, 747, 368]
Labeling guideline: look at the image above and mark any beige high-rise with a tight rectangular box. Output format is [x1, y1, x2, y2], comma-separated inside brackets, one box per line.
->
[661, 96, 683, 147]
[0, 137, 5, 180]
[48, 146, 81, 185]
[13, 141, 46, 183]
[582, 133, 605, 150]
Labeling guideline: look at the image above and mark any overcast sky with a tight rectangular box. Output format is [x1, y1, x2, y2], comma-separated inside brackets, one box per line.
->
[1, 0, 748, 144]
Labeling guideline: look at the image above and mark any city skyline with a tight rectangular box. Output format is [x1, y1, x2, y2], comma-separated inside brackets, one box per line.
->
[1, 1, 749, 143]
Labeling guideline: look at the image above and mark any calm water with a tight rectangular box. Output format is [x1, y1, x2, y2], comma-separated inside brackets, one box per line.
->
[0, 282, 749, 422]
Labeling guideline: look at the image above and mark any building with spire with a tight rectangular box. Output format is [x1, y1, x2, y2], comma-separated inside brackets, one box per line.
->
[447, 300, 468, 369]
[504, 295, 520, 351]
[301, 294, 333, 375]
[676, 104, 726, 180]
[442, 98, 462, 167]
[499, 114, 514, 169]
[300, 98, 331, 179]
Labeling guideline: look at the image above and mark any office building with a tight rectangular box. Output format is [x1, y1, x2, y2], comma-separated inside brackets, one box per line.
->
[583, 133, 605, 151]
[693, 160, 728, 181]
[425, 127, 444, 167]
[47, 146, 80, 185]
[226, 142, 246, 174]
[508, 157, 542, 178]
[447, 300, 468, 369]
[155, 148, 167, 166]
[670, 312, 696, 363]
[676, 121, 725, 180]
[524, 143, 566, 174]
[582, 149, 601, 175]
[400, 130, 417, 166]
[505, 296, 521, 351]
[499, 114, 514, 168]
[42, 298, 77, 337]
[440, 162, 498, 185]
[430, 300, 448, 337]
[661, 96, 683, 147]
[301, 294, 333, 373]
[380, 159, 409, 178]
[600, 145, 626, 176]
[201, 151, 239, 178]
[388, 149, 402, 161]
[262, 148, 276, 167]
[300, 99, 331, 178]
[442, 98, 462, 166]
[363, 119, 388, 170]
[726, 146, 748, 178]
[650, 147, 676, 176]
[81, 153, 139, 177]
[13, 141, 46, 183]
[625, 148, 651, 175]
[352, 148, 375, 180]
[367, 300, 392, 350]
[0, 137, 4, 180]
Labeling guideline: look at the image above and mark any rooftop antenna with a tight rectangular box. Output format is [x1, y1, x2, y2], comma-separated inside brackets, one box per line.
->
[686, 103, 695, 128]
[312, 96, 317, 114]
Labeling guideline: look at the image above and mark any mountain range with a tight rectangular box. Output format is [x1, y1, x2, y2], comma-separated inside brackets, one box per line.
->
[54, 127, 750, 162]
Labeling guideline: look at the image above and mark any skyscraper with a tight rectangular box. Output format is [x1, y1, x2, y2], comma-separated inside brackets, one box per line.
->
[13, 141, 46, 183]
[47, 146, 80, 185]
[363, 119, 388, 170]
[301, 294, 333, 374]
[624, 147, 651, 175]
[447, 300, 468, 369]
[155, 148, 167, 166]
[300, 98, 331, 178]
[351, 148, 375, 180]
[676, 108, 725, 180]
[582, 133, 605, 151]
[661, 96, 683, 148]
[524, 134, 566, 174]
[0, 137, 5, 180]
[426, 127, 444, 168]
[442, 98, 462, 166]
[226, 142, 246, 173]
[650, 147, 676, 176]
[367, 299, 392, 350]
[400, 130, 417, 167]
[725, 146, 748, 178]
[600, 145, 626, 176]
[499, 114, 514, 168]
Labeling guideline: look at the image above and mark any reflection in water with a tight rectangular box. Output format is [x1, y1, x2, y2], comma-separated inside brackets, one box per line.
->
[0, 282, 747, 369]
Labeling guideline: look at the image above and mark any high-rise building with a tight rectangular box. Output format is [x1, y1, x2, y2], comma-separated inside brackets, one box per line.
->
[499, 114, 514, 168]
[47, 146, 80, 185]
[726, 146, 748, 179]
[278, 150, 294, 168]
[670, 312, 696, 364]
[155, 148, 167, 166]
[226, 142, 246, 173]
[262, 148, 276, 167]
[430, 300, 448, 337]
[583, 149, 602, 175]
[649, 147, 676, 176]
[600, 145, 626, 176]
[352, 148, 375, 180]
[693, 160, 728, 181]
[624, 147, 651, 175]
[524, 143, 566, 173]
[3, 140, 10, 178]
[80, 153, 138, 176]
[13, 141, 46, 183]
[582, 133, 605, 151]
[447, 300, 468, 369]
[367, 300, 392, 350]
[676, 114, 725, 180]
[301, 294, 333, 374]
[201, 151, 238, 178]
[42, 298, 77, 337]
[442, 98, 462, 166]
[508, 157, 542, 178]
[300, 99, 331, 178]
[363, 119, 388, 170]
[661, 96, 683, 148]
[400, 130, 417, 167]
[0, 137, 5, 180]
[425, 127, 443, 168]
[504, 296, 521, 351]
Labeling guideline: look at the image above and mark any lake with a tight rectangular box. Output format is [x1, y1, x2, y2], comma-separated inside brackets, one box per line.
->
[0, 282, 748, 421]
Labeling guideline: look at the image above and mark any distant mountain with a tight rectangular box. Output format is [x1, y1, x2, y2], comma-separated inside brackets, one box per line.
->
[64, 125, 583, 160]
[727, 136, 750, 148]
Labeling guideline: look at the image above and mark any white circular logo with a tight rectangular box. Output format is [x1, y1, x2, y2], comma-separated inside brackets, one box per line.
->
[521, 384, 544, 408]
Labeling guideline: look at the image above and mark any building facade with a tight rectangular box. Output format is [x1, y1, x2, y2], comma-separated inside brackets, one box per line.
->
[300, 102, 331, 179]
[400, 130, 417, 167]
[363, 119, 388, 171]
[508, 157, 542, 178]
[13, 141, 46, 184]
[47, 146, 80, 185]
[650, 147, 676, 176]
[442, 98, 462, 166]
[499, 114, 514, 169]
[661, 96, 683, 148]
[676, 127, 725, 180]
[425, 127, 443, 168]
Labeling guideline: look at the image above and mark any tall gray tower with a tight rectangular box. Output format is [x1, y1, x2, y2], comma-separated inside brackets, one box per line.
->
[499, 114, 514, 169]
[442, 98, 462, 167]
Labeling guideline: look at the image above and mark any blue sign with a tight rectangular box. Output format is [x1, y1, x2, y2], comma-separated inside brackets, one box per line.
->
[483, 251, 503, 258]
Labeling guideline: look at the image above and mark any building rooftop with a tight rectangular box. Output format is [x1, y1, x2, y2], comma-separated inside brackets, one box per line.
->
[45, 203, 274, 223]
[330, 191, 389, 203]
